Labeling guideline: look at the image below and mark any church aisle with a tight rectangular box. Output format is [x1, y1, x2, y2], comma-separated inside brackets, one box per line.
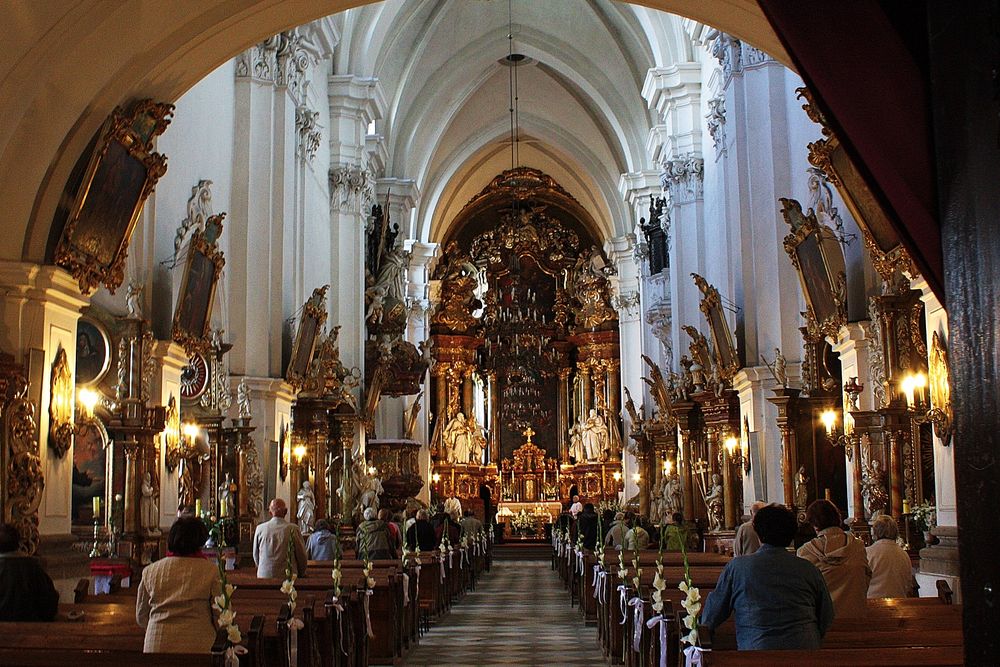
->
[403, 559, 603, 666]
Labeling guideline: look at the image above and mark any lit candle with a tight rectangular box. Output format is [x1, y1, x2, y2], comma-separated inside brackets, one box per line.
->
[92, 496, 100, 517]
[903, 499, 910, 514]
[195, 499, 202, 516]
[824, 488, 831, 501]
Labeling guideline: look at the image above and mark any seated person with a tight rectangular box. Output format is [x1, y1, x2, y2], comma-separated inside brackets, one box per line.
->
[357, 508, 395, 560]
[623, 516, 651, 551]
[0, 523, 58, 622]
[866, 515, 914, 598]
[700, 504, 834, 650]
[306, 519, 340, 561]
[604, 512, 628, 549]
[461, 509, 483, 538]
[137, 517, 219, 653]
[734, 501, 766, 556]
[406, 509, 438, 551]
[577, 503, 599, 549]
[797, 499, 871, 618]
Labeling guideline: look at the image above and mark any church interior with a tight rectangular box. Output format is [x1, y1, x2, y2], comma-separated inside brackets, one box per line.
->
[0, 0, 996, 664]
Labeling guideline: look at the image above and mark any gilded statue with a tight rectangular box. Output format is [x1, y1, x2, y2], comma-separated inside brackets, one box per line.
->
[651, 473, 682, 525]
[568, 246, 617, 330]
[795, 466, 810, 510]
[702, 472, 724, 532]
[682, 325, 714, 377]
[140, 472, 159, 535]
[862, 458, 888, 518]
[466, 414, 487, 464]
[580, 408, 610, 461]
[431, 241, 481, 333]
[764, 347, 788, 388]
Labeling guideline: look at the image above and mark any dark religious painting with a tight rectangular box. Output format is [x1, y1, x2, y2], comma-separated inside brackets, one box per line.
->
[75, 317, 111, 386]
[72, 421, 107, 525]
[706, 298, 738, 372]
[54, 100, 173, 295]
[794, 232, 838, 325]
[286, 285, 329, 387]
[171, 215, 225, 355]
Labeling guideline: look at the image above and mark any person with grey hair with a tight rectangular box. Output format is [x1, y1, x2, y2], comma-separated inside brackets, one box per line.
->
[866, 514, 914, 598]
[734, 501, 768, 556]
[253, 498, 307, 578]
[357, 506, 394, 560]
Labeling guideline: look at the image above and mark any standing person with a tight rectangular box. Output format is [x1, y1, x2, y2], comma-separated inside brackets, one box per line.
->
[406, 509, 437, 551]
[797, 499, 871, 618]
[0, 524, 58, 622]
[461, 509, 483, 537]
[866, 515, 915, 598]
[700, 505, 834, 650]
[576, 503, 599, 549]
[136, 517, 219, 653]
[306, 519, 340, 561]
[253, 498, 307, 578]
[734, 501, 767, 556]
[568, 495, 584, 518]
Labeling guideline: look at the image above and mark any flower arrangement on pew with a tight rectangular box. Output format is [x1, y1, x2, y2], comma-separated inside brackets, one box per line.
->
[281, 534, 299, 611]
[211, 551, 246, 665]
[666, 524, 701, 647]
[651, 526, 667, 615]
[331, 520, 343, 599]
[617, 548, 628, 582]
[596, 513, 605, 567]
[631, 540, 642, 591]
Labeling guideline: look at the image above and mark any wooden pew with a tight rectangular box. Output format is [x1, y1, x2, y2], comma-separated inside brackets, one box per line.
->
[701, 646, 964, 666]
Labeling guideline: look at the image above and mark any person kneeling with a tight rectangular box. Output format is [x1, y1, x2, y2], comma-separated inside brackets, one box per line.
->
[699, 504, 834, 650]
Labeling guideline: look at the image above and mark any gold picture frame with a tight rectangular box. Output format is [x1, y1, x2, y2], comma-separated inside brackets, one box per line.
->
[286, 285, 329, 388]
[171, 214, 226, 355]
[780, 198, 848, 338]
[928, 331, 953, 446]
[691, 273, 740, 381]
[54, 99, 174, 295]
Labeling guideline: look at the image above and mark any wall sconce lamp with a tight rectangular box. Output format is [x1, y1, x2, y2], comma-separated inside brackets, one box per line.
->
[821, 408, 854, 459]
[723, 432, 751, 476]
[631, 472, 641, 484]
[163, 395, 182, 472]
[662, 459, 673, 476]
[292, 444, 308, 466]
[77, 387, 99, 422]
[901, 372, 927, 409]
[431, 472, 441, 484]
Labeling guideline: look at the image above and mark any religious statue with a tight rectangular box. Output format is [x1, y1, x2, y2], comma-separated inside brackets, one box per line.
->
[568, 422, 585, 462]
[237, 377, 252, 418]
[466, 414, 487, 464]
[430, 241, 481, 333]
[580, 408, 610, 461]
[296, 481, 315, 534]
[126, 279, 143, 318]
[140, 472, 158, 534]
[357, 467, 383, 516]
[703, 473, 724, 532]
[178, 459, 196, 511]
[568, 246, 617, 330]
[862, 458, 888, 518]
[443, 411, 472, 463]
[764, 347, 788, 388]
[373, 239, 408, 304]
[795, 465, 810, 509]
[219, 472, 236, 518]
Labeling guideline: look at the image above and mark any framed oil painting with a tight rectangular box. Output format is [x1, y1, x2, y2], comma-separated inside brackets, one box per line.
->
[780, 198, 848, 338]
[172, 214, 226, 355]
[286, 285, 329, 387]
[54, 99, 174, 295]
[76, 316, 111, 386]
[72, 419, 110, 525]
[691, 273, 740, 380]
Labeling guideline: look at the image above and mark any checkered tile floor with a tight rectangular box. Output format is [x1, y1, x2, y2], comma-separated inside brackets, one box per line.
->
[403, 560, 603, 666]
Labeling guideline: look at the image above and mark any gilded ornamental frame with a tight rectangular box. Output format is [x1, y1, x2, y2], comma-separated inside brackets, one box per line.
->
[171, 214, 226, 355]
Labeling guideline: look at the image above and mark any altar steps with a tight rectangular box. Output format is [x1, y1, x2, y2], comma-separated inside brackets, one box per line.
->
[493, 541, 552, 561]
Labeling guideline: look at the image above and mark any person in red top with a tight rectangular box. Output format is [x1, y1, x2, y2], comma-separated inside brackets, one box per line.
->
[379, 509, 401, 555]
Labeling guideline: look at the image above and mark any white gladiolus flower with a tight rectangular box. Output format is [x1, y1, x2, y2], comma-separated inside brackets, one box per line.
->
[367, 576, 376, 588]
[214, 594, 227, 609]
[225, 584, 235, 596]
[227, 625, 243, 644]
[280, 580, 295, 594]
[218, 609, 234, 626]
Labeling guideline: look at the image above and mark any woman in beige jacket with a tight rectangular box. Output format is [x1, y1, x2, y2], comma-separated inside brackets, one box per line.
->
[137, 517, 220, 653]
[797, 499, 871, 618]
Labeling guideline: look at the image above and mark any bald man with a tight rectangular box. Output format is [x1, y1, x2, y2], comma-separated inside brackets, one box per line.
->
[734, 501, 767, 556]
[252, 498, 308, 578]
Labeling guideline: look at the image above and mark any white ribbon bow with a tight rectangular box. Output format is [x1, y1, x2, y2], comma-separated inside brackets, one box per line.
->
[646, 615, 668, 667]
[225, 645, 248, 667]
[629, 596, 645, 652]
[683, 645, 709, 667]
[329, 596, 348, 656]
[576, 550, 585, 575]
[362, 588, 375, 638]
[414, 565, 421, 602]
[595, 571, 607, 604]
[439, 555, 446, 582]
[617, 584, 629, 625]
[287, 616, 305, 666]
[402, 573, 410, 606]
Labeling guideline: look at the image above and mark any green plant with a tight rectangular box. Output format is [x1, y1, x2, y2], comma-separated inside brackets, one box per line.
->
[911, 502, 936, 532]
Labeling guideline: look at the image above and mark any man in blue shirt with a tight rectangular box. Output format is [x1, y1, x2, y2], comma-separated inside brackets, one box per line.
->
[700, 504, 834, 650]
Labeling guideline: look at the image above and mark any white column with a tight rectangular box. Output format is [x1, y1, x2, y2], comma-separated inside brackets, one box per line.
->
[0, 263, 89, 536]
[151, 341, 188, 528]
[832, 321, 877, 519]
[405, 241, 436, 505]
[237, 377, 295, 511]
[643, 65, 705, 362]
[607, 235, 642, 501]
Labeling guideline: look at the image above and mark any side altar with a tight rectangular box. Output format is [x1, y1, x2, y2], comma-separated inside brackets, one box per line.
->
[496, 501, 561, 539]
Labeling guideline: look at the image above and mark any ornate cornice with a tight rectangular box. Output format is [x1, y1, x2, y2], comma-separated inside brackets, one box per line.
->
[709, 31, 775, 88]
[706, 94, 726, 158]
[236, 29, 319, 103]
[295, 105, 322, 161]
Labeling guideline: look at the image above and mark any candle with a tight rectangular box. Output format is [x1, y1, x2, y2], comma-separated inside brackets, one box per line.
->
[195, 499, 202, 516]
[824, 488, 831, 501]
[92, 496, 100, 517]
[903, 499, 910, 514]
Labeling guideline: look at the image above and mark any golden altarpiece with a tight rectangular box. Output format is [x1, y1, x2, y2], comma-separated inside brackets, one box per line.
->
[427, 168, 624, 519]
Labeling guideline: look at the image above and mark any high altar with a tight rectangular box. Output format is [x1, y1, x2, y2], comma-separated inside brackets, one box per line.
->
[426, 169, 625, 513]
